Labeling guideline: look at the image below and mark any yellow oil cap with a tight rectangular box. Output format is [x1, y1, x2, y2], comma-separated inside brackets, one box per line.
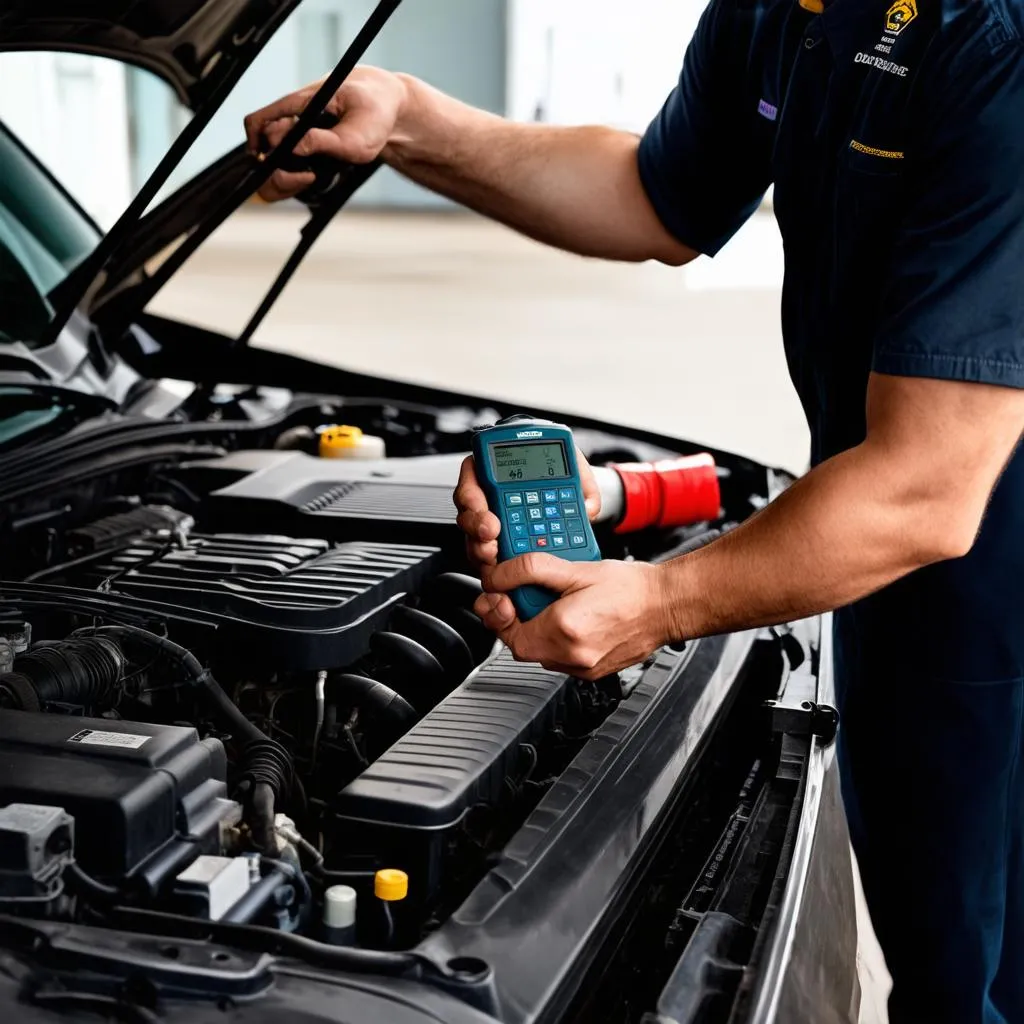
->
[323, 425, 368, 454]
[319, 425, 364, 457]
[374, 869, 409, 902]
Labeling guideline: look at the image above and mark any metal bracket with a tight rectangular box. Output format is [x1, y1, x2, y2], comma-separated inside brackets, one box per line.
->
[764, 698, 839, 745]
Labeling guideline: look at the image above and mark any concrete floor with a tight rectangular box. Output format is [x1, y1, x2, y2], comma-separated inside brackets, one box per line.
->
[152, 207, 891, 1022]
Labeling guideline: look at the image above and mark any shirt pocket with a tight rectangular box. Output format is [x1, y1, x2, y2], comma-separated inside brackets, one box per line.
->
[831, 143, 906, 309]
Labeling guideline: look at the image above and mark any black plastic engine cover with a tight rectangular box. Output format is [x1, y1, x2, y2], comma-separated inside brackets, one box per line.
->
[3, 537, 443, 672]
[332, 650, 571, 910]
[0, 712, 230, 879]
[194, 451, 463, 547]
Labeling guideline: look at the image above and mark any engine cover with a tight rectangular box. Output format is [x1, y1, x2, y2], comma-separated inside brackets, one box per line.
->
[187, 451, 463, 547]
[5, 534, 444, 672]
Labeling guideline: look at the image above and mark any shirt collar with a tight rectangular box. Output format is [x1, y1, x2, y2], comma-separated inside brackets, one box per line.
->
[799, 0, 895, 61]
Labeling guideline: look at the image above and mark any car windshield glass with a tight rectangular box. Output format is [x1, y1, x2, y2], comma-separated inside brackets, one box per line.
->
[0, 125, 100, 347]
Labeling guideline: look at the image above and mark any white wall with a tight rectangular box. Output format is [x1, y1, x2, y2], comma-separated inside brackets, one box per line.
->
[507, 0, 703, 131]
[0, 53, 132, 229]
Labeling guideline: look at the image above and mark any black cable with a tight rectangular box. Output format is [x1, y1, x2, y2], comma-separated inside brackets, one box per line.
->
[64, 862, 122, 903]
[96, 541, 174, 594]
[106, 906, 421, 976]
[72, 625, 294, 852]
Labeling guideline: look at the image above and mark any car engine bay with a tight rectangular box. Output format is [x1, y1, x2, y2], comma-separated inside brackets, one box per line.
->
[0, 378, 815, 1021]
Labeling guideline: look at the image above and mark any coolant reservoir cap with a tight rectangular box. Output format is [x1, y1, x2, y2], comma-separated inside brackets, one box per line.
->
[374, 868, 409, 902]
[324, 885, 358, 928]
[319, 425, 364, 454]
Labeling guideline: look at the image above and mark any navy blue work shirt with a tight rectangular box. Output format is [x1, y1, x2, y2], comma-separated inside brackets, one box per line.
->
[639, 0, 1024, 684]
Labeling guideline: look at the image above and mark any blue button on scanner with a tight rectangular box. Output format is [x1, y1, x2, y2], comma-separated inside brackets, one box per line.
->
[505, 493, 524, 507]
[513, 539, 531, 554]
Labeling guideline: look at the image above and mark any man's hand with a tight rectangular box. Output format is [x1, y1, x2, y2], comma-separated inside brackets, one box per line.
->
[244, 72, 696, 264]
[453, 451, 601, 569]
[474, 556, 671, 679]
[243, 67, 409, 202]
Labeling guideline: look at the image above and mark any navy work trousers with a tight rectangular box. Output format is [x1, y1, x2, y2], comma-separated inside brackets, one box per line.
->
[836, 618, 1024, 1024]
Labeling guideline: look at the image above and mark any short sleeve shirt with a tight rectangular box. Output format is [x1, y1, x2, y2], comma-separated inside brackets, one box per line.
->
[639, 0, 1024, 683]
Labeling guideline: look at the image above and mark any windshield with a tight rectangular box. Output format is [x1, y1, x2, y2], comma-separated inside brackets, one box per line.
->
[0, 125, 100, 346]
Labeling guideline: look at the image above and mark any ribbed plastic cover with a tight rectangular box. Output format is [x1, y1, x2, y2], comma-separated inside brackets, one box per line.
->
[335, 651, 569, 829]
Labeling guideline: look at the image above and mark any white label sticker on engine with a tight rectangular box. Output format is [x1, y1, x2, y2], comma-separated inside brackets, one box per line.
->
[67, 729, 150, 750]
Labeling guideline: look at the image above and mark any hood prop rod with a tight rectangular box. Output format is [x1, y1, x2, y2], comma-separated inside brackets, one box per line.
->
[41, 0, 299, 351]
[234, 158, 382, 350]
[96, 0, 404, 348]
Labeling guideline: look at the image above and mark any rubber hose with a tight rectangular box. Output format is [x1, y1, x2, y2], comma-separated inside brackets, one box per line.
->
[74, 626, 293, 847]
[0, 637, 124, 710]
[331, 674, 417, 726]
[76, 626, 263, 745]
[108, 905, 421, 975]
[65, 861, 123, 903]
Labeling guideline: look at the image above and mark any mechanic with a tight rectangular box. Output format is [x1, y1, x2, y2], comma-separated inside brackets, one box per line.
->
[245, 2, 1024, 1020]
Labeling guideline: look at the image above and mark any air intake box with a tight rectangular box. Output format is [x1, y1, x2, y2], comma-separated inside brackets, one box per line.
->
[0, 712, 233, 881]
[331, 651, 571, 911]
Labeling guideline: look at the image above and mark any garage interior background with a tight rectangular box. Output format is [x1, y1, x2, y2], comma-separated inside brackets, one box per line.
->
[0, 0, 705, 222]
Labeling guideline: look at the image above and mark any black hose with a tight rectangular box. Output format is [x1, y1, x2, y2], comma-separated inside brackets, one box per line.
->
[331, 674, 417, 726]
[107, 905, 421, 976]
[73, 626, 293, 852]
[220, 866, 290, 926]
[65, 861, 123, 903]
[0, 637, 124, 711]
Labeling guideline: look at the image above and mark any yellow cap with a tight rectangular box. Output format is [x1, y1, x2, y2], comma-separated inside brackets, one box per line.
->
[319, 425, 364, 457]
[374, 868, 409, 902]
[798, 0, 825, 11]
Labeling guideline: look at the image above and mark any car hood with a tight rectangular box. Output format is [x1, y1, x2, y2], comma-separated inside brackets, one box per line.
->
[0, 0, 296, 108]
[0, 0, 400, 353]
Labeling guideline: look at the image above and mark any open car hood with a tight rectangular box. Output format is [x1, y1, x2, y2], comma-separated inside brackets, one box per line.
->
[0, 0, 295, 107]
[0, 0, 299, 108]
[0, 0, 402, 351]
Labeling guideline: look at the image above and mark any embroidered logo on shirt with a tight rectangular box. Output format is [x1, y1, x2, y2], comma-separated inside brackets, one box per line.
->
[885, 0, 918, 35]
[850, 140, 904, 160]
[757, 99, 778, 122]
[855, 0, 917, 73]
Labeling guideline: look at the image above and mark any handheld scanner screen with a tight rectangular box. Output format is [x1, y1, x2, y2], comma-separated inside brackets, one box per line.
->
[471, 418, 601, 622]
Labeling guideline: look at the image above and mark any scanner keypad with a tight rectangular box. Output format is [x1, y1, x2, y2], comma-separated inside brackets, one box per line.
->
[503, 486, 586, 551]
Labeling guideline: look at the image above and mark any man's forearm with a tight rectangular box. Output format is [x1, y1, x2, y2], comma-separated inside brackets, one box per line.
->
[659, 442, 981, 642]
[385, 75, 693, 265]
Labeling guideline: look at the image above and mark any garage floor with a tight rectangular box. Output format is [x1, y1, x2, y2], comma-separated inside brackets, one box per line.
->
[152, 206, 891, 1022]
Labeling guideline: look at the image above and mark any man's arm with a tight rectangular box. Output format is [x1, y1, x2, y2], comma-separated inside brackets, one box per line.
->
[473, 373, 1024, 678]
[244, 70, 696, 266]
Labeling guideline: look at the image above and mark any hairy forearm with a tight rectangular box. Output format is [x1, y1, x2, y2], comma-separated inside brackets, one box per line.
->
[659, 442, 981, 641]
[385, 75, 692, 265]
